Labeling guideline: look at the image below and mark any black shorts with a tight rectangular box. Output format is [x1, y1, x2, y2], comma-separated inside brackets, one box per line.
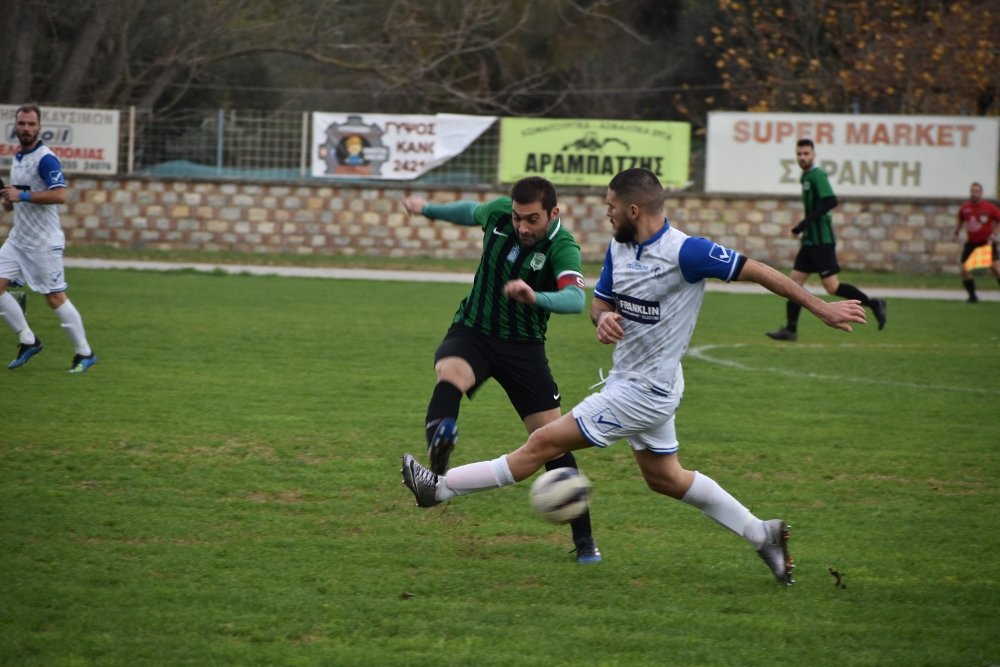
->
[793, 244, 841, 278]
[961, 241, 997, 263]
[434, 325, 560, 419]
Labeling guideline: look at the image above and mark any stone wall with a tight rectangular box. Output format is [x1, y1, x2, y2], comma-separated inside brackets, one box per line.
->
[1, 176, 964, 274]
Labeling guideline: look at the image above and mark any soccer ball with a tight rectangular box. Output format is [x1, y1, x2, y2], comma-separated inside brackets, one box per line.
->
[529, 467, 591, 524]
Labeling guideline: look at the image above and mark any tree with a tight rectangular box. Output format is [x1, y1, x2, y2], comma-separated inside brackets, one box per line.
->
[704, 0, 999, 115]
[0, 0, 658, 115]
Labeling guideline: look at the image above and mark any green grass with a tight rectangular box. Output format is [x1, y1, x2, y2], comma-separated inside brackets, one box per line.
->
[2, 268, 998, 666]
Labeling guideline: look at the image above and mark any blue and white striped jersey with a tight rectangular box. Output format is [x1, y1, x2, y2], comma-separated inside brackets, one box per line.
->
[9, 142, 67, 251]
[593, 220, 746, 393]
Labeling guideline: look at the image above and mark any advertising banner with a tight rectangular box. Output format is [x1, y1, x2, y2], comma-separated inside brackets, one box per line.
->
[706, 111, 999, 198]
[1, 104, 120, 175]
[311, 112, 496, 180]
[498, 118, 691, 188]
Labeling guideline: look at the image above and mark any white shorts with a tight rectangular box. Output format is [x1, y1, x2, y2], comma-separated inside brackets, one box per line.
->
[0, 241, 68, 294]
[571, 375, 685, 454]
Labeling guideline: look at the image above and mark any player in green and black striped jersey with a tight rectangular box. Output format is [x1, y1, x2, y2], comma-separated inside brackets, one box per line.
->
[766, 138, 887, 341]
[401, 177, 601, 563]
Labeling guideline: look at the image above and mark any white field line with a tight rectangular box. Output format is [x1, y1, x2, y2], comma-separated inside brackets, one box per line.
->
[686, 343, 1000, 395]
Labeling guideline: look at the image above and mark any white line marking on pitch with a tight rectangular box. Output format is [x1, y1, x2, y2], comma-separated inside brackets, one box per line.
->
[686, 343, 999, 395]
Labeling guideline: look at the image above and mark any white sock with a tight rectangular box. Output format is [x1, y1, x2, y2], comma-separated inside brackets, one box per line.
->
[0, 291, 34, 344]
[55, 299, 92, 356]
[682, 471, 766, 547]
[436, 456, 515, 502]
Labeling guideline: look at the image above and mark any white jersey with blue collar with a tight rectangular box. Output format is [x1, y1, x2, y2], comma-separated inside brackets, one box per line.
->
[8, 142, 67, 251]
[592, 219, 745, 393]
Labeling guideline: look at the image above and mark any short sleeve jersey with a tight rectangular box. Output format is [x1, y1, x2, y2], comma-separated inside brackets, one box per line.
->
[800, 166, 836, 246]
[8, 142, 67, 251]
[593, 221, 745, 393]
[957, 200, 1000, 245]
[453, 196, 584, 342]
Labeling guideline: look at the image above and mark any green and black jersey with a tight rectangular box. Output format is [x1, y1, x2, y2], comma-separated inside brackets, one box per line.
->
[456, 197, 583, 342]
[800, 166, 836, 246]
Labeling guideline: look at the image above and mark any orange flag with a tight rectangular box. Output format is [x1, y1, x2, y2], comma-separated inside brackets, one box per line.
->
[964, 244, 994, 271]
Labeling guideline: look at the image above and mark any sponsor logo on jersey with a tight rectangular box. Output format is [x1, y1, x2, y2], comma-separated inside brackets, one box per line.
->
[506, 246, 520, 263]
[615, 293, 660, 324]
[709, 243, 733, 263]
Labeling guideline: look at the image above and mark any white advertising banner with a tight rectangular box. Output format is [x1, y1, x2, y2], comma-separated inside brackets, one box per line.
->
[0, 104, 120, 175]
[705, 111, 999, 198]
[311, 112, 496, 180]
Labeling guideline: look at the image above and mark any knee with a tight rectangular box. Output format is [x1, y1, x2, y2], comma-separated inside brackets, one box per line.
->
[434, 359, 474, 392]
[524, 428, 565, 467]
[642, 475, 683, 499]
[642, 467, 692, 499]
[46, 293, 67, 309]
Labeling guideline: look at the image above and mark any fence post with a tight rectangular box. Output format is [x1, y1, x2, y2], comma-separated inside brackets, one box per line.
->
[216, 109, 225, 175]
[127, 106, 135, 175]
[300, 111, 310, 179]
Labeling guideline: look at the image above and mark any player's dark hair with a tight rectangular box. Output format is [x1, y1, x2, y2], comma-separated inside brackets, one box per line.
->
[796, 138, 815, 149]
[608, 168, 665, 214]
[15, 104, 41, 120]
[511, 176, 557, 214]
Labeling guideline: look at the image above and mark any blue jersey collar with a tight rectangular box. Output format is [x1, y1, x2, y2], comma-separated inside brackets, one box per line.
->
[633, 218, 671, 260]
[16, 140, 46, 160]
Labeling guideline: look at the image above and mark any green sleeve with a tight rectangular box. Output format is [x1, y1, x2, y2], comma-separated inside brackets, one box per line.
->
[812, 169, 835, 199]
[533, 225, 585, 313]
[534, 285, 585, 314]
[421, 200, 480, 226]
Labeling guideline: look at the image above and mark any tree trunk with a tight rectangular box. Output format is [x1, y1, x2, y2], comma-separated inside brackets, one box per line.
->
[48, 0, 115, 103]
[9, 2, 38, 103]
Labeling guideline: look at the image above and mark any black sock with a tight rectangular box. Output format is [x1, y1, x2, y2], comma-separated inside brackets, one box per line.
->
[545, 452, 593, 544]
[785, 301, 801, 333]
[836, 283, 873, 308]
[963, 279, 977, 299]
[425, 381, 463, 446]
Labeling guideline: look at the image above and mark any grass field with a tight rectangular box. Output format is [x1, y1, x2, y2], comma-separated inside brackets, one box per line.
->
[1, 267, 998, 666]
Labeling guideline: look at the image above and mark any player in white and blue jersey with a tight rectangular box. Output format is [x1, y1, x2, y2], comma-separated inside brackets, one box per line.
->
[0, 104, 97, 373]
[401, 168, 866, 585]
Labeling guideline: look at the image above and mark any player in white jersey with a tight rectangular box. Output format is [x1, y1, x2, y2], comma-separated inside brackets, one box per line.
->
[400, 168, 867, 585]
[0, 104, 97, 373]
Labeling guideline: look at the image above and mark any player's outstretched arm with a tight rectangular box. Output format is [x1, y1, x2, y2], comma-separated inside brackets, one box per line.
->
[401, 197, 479, 226]
[401, 195, 427, 216]
[737, 258, 866, 332]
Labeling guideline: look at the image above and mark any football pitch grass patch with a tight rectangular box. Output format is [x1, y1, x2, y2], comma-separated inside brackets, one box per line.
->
[1, 268, 998, 666]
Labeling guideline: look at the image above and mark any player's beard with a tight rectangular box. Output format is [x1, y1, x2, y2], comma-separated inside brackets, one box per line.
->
[18, 129, 39, 148]
[612, 216, 638, 243]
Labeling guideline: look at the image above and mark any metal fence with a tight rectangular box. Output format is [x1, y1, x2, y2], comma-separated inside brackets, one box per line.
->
[126, 108, 503, 187]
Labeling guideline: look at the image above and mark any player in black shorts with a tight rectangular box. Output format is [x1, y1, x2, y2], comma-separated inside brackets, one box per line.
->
[401, 177, 601, 563]
[767, 139, 887, 341]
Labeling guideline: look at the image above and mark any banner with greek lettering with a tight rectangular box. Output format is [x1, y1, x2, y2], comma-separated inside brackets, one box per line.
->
[310, 112, 496, 180]
[1, 104, 119, 175]
[706, 111, 999, 198]
[498, 118, 690, 188]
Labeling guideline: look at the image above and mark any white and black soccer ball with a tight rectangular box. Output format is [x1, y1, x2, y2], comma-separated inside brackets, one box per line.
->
[529, 467, 591, 524]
